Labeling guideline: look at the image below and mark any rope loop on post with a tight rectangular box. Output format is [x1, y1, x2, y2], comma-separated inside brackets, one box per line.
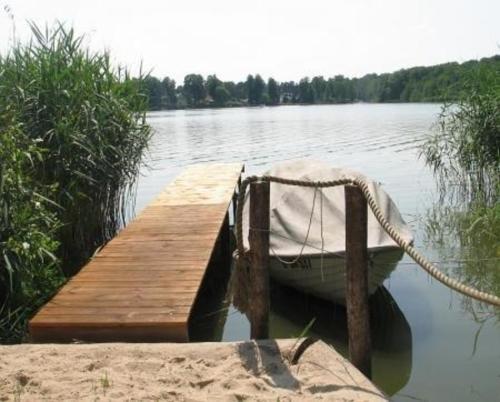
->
[234, 174, 500, 307]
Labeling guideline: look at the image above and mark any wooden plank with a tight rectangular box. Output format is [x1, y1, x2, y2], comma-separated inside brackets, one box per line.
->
[62, 281, 204, 290]
[29, 163, 243, 342]
[31, 315, 187, 325]
[36, 306, 192, 315]
[73, 272, 207, 280]
[29, 325, 189, 342]
[91, 256, 210, 263]
[75, 267, 209, 272]
[76, 264, 209, 270]
[97, 249, 215, 257]
[76, 272, 205, 278]
[113, 235, 219, 242]
[54, 290, 198, 299]
[42, 300, 194, 308]
[54, 287, 199, 295]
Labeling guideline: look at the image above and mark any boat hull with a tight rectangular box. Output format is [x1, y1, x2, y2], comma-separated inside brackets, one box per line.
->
[269, 248, 404, 304]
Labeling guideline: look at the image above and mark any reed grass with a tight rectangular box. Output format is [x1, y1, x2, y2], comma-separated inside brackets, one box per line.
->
[420, 63, 499, 248]
[421, 65, 499, 203]
[0, 23, 151, 342]
[421, 63, 500, 318]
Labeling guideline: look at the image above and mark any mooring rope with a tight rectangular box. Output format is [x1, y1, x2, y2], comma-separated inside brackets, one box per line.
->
[235, 175, 500, 307]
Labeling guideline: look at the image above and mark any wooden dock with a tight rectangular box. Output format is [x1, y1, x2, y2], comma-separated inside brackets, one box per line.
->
[29, 163, 244, 342]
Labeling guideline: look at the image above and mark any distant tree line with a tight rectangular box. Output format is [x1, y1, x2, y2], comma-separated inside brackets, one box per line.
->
[142, 55, 500, 110]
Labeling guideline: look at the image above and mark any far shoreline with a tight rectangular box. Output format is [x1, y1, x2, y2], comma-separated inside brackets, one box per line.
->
[146, 100, 445, 113]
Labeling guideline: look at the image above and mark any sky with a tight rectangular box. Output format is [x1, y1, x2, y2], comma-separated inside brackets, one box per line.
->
[1, 0, 499, 83]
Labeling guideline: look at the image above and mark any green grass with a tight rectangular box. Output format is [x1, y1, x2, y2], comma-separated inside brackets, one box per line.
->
[100, 372, 111, 395]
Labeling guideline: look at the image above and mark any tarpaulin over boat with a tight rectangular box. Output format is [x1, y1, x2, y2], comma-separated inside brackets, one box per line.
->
[241, 160, 413, 256]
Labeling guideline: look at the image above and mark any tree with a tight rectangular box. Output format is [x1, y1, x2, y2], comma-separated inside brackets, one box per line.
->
[280, 81, 299, 103]
[143, 76, 163, 110]
[223, 81, 237, 99]
[234, 81, 247, 100]
[213, 85, 230, 106]
[206, 74, 222, 100]
[253, 74, 265, 105]
[246, 74, 255, 104]
[311, 76, 327, 103]
[162, 77, 177, 108]
[247, 74, 266, 105]
[332, 75, 347, 102]
[299, 77, 314, 103]
[183, 74, 206, 106]
[267, 78, 280, 105]
[137, 55, 500, 108]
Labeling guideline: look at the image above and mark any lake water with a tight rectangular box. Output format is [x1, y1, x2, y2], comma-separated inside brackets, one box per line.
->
[136, 104, 499, 401]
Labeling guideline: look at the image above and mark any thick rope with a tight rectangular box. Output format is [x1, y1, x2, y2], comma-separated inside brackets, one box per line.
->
[235, 175, 500, 307]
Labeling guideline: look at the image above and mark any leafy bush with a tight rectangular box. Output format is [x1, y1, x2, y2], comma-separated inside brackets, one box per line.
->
[0, 23, 151, 342]
[0, 119, 63, 342]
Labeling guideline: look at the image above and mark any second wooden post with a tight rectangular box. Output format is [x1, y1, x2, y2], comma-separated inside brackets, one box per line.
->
[344, 185, 372, 378]
[249, 180, 270, 339]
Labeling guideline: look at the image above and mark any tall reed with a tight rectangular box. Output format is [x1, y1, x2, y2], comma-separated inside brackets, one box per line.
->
[0, 23, 151, 341]
[420, 60, 500, 319]
[421, 65, 499, 203]
[0, 23, 151, 274]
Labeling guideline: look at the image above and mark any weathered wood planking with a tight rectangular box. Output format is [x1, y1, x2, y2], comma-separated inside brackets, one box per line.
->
[29, 163, 244, 342]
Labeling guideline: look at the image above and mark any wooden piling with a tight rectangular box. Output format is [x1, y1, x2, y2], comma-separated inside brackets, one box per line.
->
[344, 185, 372, 378]
[249, 180, 270, 339]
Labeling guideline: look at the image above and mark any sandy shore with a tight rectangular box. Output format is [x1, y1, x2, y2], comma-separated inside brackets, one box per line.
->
[0, 339, 386, 401]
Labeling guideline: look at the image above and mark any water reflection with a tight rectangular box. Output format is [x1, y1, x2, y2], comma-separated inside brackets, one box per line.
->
[268, 282, 412, 396]
[423, 197, 500, 322]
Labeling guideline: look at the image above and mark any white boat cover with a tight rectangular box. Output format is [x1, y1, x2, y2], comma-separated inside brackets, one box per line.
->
[242, 160, 413, 256]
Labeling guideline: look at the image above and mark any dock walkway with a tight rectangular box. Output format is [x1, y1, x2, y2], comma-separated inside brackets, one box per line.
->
[29, 163, 244, 342]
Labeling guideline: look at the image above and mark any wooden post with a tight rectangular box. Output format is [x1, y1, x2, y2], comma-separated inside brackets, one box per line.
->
[344, 185, 372, 378]
[249, 180, 270, 339]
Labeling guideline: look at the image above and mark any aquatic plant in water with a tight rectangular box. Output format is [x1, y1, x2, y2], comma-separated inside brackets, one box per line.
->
[421, 64, 500, 319]
[421, 65, 499, 203]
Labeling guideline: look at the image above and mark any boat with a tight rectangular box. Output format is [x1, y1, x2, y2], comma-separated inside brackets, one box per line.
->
[240, 159, 413, 304]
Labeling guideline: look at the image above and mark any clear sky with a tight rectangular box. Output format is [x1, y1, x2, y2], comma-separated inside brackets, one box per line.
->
[1, 0, 499, 83]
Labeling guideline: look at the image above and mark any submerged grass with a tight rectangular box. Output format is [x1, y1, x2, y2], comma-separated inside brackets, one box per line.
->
[0, 23, 151, 342]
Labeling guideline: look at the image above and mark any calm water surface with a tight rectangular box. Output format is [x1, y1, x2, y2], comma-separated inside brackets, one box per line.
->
[136, 104, 499, 401]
